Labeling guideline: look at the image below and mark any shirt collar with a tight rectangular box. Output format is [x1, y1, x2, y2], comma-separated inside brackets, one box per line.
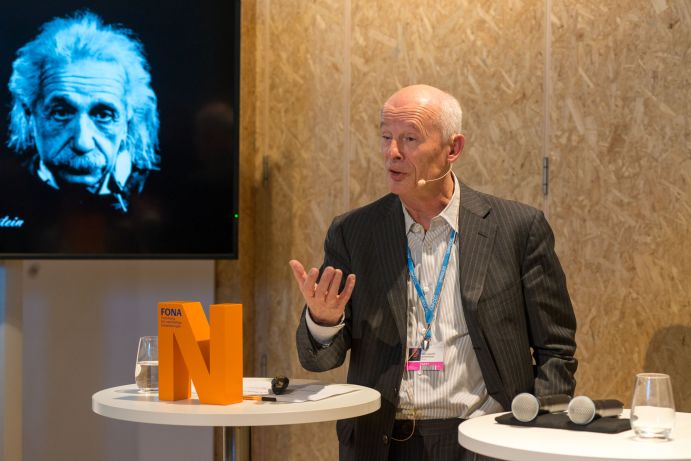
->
[402, 172, 460, 234]
[36, 160, 59, 189]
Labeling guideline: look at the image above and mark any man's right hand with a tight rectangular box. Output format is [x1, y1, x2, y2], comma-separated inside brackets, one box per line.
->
[288, 260, 356, 326]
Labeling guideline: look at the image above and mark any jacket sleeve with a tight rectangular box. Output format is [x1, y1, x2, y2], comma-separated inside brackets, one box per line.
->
[296, 216, 353, 372]
[522, 210, 578, 396]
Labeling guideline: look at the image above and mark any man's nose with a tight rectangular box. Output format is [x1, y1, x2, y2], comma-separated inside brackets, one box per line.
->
[71, 114, 96, 153]
[385, 139, 402, 159]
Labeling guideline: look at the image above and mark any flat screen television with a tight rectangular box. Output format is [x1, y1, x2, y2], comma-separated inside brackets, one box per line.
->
[0, 0, 240, 258]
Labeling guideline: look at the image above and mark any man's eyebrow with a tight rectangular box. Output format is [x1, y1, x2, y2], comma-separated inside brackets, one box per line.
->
[43, 95, 74, 107]
[91, 101, 119, 112]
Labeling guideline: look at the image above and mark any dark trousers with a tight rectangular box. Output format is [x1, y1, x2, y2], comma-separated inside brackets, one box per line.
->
[388, 419, 500, 461]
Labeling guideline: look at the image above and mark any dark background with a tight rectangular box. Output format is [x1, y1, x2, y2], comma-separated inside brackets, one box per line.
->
[0, 0, 240, 258]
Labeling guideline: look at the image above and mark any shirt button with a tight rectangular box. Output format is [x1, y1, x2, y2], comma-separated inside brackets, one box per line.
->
[422, 285, 429, 293]
[382, 434, 389, 445]
[412, 224, 422, 233]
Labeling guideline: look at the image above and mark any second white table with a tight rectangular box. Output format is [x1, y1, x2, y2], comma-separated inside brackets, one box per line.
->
[458, 410, 691, 461]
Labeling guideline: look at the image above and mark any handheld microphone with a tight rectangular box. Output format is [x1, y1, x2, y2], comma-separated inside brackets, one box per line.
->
[511, 393, 571, 422]
[567, 396, 624, 425]
[271, 376, 289, 395]
[417, 164, 452, 186]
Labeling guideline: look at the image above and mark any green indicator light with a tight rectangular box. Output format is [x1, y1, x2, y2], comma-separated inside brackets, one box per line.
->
[234, 213, 239, 219]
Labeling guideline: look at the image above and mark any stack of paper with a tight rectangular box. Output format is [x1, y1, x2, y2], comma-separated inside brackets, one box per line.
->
[243, 382, 357, 403]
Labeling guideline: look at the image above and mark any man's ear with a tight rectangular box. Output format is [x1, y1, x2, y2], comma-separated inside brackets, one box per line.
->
[448, 133, 464, 163]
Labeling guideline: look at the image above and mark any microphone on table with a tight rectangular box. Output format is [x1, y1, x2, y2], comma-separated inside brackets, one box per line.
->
[567, 396, 624, 425]
[511, 393, 572, 422]
[271, 376, 290, 395]
[416, 164, 453, 186]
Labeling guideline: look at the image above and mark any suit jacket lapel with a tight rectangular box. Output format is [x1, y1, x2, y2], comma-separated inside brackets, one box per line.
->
[370, 186, 496, 349]
[459, 184, 497, 310]
[372, 195, 408, 346]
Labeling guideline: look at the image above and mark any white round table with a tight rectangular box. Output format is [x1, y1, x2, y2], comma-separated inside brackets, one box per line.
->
[458, 410, 691, 461]
[93, 378, 380, 460]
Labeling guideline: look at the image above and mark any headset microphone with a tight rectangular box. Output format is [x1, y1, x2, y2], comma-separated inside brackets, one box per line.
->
[417, 164, 453, 186]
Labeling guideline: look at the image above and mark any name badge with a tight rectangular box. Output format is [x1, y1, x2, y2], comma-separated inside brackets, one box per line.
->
[406, 344, 445, 371]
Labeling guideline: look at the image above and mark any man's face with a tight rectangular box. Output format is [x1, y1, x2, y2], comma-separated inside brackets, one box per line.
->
[31, 59, 128, 191]
[380, 92, 448, 198]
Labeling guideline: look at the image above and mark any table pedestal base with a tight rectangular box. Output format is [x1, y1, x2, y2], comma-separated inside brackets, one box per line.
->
[214, 426, 250, 461]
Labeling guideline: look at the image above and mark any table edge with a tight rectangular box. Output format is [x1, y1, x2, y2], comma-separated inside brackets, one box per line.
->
[92, 382, 381, 427]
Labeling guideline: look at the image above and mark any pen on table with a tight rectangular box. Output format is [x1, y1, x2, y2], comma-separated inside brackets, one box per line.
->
[243, 395, 277, 402]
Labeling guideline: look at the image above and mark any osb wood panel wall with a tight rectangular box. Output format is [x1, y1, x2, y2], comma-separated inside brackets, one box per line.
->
[218, 1, 690, 459]
[550, 0, 690, 411]
[248, 1, 351, 460]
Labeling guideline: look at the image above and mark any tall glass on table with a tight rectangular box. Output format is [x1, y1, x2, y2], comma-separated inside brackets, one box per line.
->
[135, 336, 158, 393]
[630, 373, 675, 440]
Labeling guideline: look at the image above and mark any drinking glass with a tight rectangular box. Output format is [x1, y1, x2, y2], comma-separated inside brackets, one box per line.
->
[630, 373, 675, 440]
[135, 336, 159, 393]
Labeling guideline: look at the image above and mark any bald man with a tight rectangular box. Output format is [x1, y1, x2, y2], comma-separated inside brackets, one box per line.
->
[291, 85, 577, 461]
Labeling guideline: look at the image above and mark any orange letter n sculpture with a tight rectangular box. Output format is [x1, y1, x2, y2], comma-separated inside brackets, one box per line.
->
[158, 301, 242, 405]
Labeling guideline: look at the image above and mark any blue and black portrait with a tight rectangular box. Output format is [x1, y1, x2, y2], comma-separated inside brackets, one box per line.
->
[0, 1, 239, 257]
[7, 10, 159, 214]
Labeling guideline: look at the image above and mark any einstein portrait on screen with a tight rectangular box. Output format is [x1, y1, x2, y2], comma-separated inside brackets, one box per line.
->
[6, 10, 159, 213]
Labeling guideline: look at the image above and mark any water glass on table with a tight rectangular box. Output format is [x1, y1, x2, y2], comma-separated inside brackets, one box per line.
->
[135, 336, 159, 393]
[630, 372, 675, 440]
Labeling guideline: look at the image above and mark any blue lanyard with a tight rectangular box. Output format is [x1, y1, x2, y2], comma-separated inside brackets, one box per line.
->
[406, 228, 457, 347]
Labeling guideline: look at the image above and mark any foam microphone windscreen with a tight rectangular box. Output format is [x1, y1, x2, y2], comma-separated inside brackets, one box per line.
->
[567, 396, 624, 425]
[511, 393, 571, 422]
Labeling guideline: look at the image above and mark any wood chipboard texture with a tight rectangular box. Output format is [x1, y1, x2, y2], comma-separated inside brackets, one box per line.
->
[249, 1, 349, 460]
[550, 0, 690, 411]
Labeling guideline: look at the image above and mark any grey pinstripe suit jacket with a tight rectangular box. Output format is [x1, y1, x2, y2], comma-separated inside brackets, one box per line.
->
[296, 183, 577, 460]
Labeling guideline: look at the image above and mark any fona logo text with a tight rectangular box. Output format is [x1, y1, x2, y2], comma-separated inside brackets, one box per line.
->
[160, 307, 182, 317]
